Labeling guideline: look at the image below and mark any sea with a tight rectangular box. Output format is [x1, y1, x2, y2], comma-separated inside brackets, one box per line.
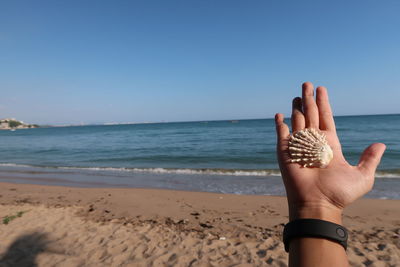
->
[0, 114, 399, 199]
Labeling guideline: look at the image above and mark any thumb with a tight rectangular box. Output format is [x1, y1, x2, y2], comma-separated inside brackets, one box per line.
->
[358, 143, 386, 177]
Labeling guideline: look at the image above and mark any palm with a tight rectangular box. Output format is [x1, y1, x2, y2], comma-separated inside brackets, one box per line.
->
[275, 83, 385, 211]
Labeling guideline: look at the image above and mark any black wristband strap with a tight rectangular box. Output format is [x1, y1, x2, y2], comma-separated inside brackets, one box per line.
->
[283, 219, 348, 252]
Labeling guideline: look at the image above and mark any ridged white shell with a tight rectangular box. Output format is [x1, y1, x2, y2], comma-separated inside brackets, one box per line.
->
[288, 128, 333, 168]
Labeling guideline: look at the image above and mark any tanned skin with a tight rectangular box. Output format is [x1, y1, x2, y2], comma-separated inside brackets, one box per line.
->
[275, 82, 386, 267]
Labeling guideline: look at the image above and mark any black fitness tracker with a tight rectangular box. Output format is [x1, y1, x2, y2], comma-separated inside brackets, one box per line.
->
[283, 218, 348, 252]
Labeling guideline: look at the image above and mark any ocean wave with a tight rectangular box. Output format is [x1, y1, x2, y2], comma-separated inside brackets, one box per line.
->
[0, 163, 399, 178]
[58, 166, 283, 176]
[375, 171, 400, 178]
[0, 163, 280, 176]
[0, 163, 34, 168]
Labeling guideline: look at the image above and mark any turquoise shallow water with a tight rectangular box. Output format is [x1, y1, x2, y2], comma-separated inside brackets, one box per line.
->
[0, 114, 399, 198]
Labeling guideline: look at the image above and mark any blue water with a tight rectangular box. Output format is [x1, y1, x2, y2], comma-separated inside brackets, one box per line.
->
[0, 114, 399, 198]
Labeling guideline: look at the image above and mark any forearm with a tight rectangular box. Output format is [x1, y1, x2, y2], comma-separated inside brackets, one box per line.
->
[289, 237, 348, 267]
[287, 203, 349, 267]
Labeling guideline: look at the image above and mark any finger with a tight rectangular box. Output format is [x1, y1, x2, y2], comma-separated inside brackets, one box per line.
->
[275, 113, 290, 150]
[316, 86, 336, 131]
[302, 82, 319, 129]
[291, 97, 305, 132]
[358, 143, 386, 178]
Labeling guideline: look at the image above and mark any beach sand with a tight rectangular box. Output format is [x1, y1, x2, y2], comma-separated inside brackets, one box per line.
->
[0, 182, 399, 266]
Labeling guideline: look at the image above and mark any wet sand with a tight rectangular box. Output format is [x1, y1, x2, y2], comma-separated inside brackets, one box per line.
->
[0, 182, 399, 266]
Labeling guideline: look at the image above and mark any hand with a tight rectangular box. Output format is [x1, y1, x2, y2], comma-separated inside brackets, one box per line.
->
[275, 82, 386, 223]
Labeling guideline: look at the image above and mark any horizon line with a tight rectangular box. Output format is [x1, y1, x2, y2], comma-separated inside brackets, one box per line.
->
[33, 112, 400, 127]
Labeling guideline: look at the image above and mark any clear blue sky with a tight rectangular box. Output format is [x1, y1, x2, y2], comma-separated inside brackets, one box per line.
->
[1, 0, 399, 124]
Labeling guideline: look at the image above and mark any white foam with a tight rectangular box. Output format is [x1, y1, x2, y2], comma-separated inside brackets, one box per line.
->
[375, 171, 400, 178]
[0, 163, 281, 177]
[58, 166, 283, 176]
[0, 163, 399, 178]
[0, 163, 33, 168]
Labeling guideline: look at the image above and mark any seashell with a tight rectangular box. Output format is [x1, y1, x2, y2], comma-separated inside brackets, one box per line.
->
[288, 128, 333, 168]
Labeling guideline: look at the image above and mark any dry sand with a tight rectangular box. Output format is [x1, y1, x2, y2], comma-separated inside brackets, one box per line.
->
[0, 182, 399, 266]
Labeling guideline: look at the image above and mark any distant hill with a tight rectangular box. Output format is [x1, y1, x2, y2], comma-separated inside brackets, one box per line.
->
[0, 118, 39, 130]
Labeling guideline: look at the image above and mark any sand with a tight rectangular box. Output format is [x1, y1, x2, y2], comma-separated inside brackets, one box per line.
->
[0, 182, 399, 266]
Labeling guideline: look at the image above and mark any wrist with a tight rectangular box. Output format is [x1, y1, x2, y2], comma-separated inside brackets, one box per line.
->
[288, 202, 343, 225]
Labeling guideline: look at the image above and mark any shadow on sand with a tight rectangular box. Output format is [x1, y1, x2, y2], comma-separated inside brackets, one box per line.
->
[0, 232, 49, 267]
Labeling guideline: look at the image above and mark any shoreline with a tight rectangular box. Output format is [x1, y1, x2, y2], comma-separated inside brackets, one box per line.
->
[0, 182, 399, 266]
[0, 166, 399, 199]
